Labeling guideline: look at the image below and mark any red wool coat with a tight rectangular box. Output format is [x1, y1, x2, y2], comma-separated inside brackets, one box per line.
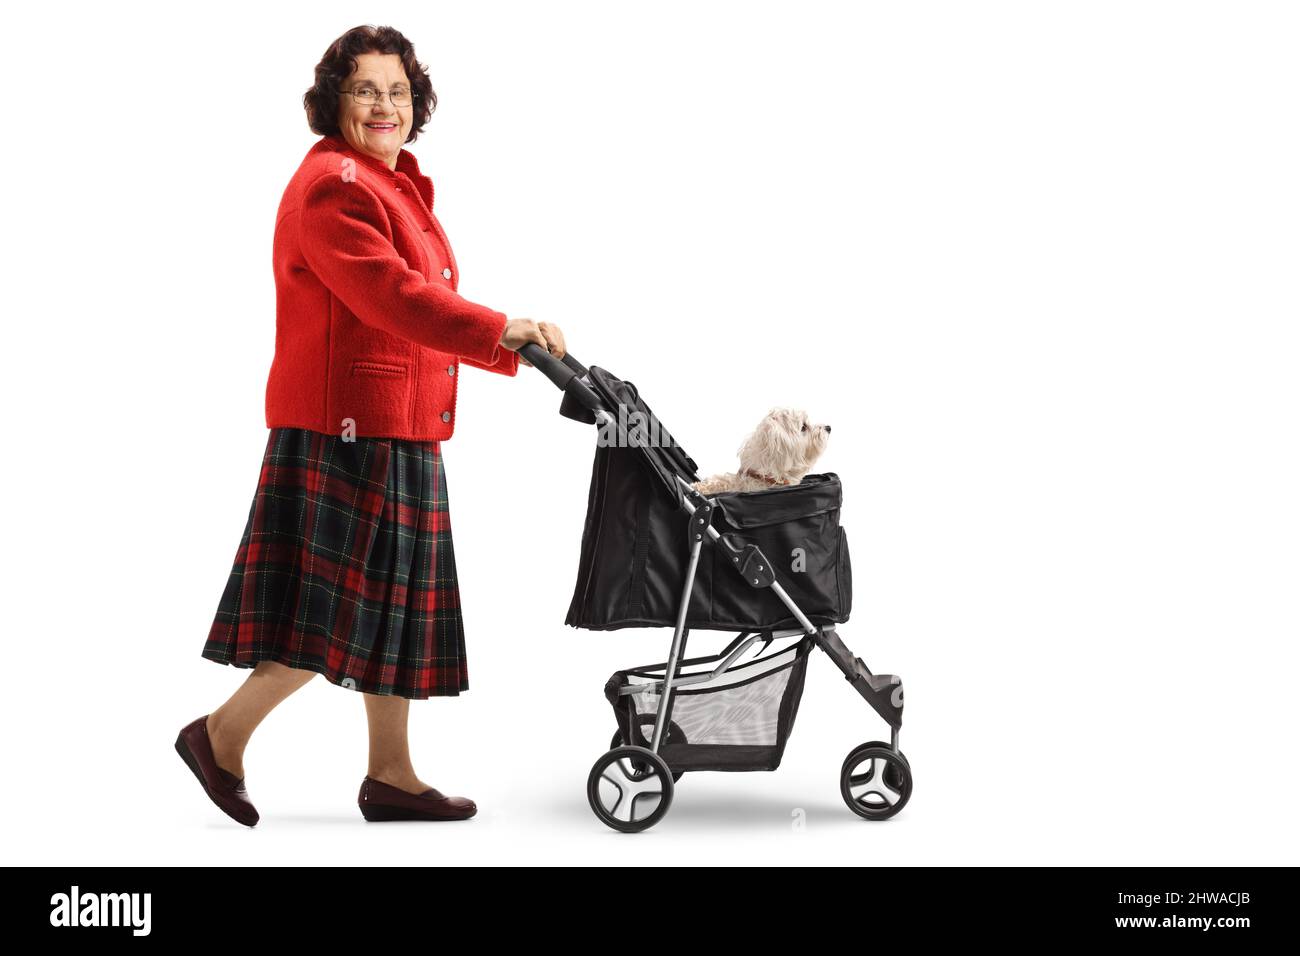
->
[264, 132, 519, 440]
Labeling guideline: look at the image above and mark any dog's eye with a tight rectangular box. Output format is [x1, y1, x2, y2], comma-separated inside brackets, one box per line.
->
[801, 423, 808, 432]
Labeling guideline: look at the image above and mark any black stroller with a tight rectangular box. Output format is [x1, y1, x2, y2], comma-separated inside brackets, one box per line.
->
[520, 344, 910, 832]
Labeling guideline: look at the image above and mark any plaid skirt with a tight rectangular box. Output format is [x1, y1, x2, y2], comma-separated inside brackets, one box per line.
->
[202, 427, 469, 698]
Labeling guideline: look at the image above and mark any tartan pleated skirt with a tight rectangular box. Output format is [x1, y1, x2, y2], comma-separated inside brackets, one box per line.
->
[202, 427, 469, 698]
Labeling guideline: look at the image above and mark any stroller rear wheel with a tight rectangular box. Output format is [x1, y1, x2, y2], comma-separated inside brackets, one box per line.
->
[840, 743, 912, 820]
[610, 716, 686, 782]
[587, 746, 675, 833]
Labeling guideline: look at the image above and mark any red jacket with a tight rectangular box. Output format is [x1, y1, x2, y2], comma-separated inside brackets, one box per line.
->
[264, 133, 519, 440]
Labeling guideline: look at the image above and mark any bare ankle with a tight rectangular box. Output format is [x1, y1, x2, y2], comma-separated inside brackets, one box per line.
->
[368, 767, 421, 790]
[206, 716, 245, 773]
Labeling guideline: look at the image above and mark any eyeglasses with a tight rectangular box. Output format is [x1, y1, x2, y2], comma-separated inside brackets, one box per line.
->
[343, 86, 415, 107]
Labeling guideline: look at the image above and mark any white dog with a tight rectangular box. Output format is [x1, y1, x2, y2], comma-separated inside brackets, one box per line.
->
[691, 408, 831, 495]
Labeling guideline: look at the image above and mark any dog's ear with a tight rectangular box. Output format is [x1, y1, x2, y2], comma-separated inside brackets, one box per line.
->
[739, 408, 801, 476]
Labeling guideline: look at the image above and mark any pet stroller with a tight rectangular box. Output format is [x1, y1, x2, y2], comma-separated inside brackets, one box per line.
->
[519, 344, 910, 832]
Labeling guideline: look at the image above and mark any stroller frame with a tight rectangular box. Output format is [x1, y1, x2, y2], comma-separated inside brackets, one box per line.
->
[621, 457, 904, 757]
[521, 344, 910, 830]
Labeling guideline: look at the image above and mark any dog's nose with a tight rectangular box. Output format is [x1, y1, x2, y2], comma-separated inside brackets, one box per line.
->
[824, 425, 831, 433]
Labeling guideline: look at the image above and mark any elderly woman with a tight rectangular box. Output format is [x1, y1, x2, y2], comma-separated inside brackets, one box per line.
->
[174, 24, 565, 825]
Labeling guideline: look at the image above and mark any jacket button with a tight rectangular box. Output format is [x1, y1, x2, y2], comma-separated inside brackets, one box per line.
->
[395, 185, 402, 192]
[441, 410, 451, 422]
[441, 267, 452, 279]
[447, 364, 456, 376]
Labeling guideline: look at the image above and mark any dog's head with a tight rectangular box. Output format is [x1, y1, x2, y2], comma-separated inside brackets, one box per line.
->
[736, 408, 831, 485]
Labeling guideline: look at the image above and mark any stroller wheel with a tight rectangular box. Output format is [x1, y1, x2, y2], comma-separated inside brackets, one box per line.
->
[840, 743, 912, 820]
[587, 746, 675, 833]
[609, 717, 686, 782]
[854, 740, 910, 785]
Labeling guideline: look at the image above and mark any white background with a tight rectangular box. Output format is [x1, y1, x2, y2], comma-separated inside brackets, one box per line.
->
[2, 0, 1296, 865]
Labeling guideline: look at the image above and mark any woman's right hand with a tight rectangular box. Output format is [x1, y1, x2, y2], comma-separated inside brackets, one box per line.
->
[500, 319, 565, 368]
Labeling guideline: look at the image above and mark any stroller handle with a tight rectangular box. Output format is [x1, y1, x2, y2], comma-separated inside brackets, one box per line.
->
[518, 342, 604, 415]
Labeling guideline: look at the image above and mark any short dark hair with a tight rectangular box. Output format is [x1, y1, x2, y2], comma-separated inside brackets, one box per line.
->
[303, 24, 437, 142]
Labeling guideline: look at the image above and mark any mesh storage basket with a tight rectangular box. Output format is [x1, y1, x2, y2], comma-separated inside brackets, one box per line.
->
[604, 635, 814, 772]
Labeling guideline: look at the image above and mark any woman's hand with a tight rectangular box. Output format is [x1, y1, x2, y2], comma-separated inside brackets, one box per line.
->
[500, 319, 567, 368]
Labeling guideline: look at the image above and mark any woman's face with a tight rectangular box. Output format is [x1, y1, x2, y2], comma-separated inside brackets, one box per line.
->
[336, 52, 413, 167]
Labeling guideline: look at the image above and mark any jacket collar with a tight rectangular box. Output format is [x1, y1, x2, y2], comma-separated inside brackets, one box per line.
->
[320, 133, 434, 206]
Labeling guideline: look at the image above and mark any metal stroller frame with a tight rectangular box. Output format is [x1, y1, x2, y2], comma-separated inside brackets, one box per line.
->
[519, 343, 911, 831]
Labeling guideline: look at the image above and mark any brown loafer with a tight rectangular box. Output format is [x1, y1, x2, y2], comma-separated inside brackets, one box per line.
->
[175, 715, 259, 827]
[358, 775, 477, 821]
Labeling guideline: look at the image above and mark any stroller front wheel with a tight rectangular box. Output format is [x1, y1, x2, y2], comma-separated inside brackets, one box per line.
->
[840, 743, 912, 820]
[587, 746, 675, 833]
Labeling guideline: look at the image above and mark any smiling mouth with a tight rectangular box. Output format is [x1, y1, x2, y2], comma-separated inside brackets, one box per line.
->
[364, 122, 397, 131]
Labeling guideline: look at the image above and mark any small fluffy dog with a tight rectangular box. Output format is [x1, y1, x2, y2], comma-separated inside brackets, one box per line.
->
[691, 408, 831, 494]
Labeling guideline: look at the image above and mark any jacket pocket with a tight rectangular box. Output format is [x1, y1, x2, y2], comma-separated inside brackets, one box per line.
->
[351, 360, 408, 377]
[332, 360, 413, 435]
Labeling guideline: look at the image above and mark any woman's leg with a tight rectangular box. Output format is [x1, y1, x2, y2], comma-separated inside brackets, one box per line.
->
[363, 692, 434, 794]
[205, 660, 318, 778]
